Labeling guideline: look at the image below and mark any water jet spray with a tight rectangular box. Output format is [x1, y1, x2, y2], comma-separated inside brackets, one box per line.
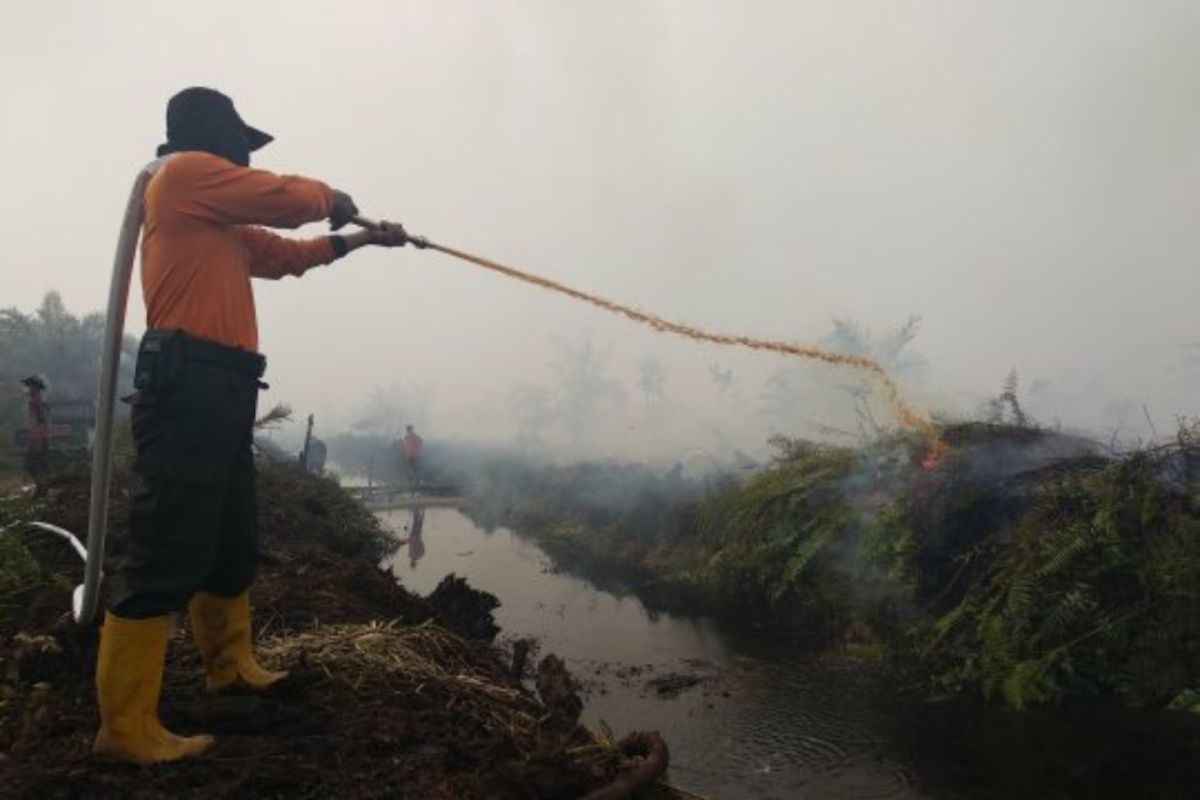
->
[350, 214, 942, 447]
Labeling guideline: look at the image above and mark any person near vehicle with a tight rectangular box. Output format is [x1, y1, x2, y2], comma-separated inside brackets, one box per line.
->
[93, 87, 411, 765]
[402, 424, 424, 489]
[20, 375, 50, 487]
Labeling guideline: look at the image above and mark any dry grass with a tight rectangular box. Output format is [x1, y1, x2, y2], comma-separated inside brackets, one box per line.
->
[259, 619, 548, 750]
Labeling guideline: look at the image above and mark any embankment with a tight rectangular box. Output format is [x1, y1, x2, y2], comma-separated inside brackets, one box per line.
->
[459, 423, 1200, 711]
[0, 459, 659, 798]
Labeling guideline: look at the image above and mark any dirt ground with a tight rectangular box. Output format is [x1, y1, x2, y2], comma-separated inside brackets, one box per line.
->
[0, 461, 652, 799]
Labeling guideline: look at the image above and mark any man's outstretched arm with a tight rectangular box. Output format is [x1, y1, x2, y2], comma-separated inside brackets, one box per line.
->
[241, 222, 410, 280]
[158, 152, 360, 230]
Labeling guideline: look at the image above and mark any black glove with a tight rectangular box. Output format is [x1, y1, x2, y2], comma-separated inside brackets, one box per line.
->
[329, 189, 359, 231]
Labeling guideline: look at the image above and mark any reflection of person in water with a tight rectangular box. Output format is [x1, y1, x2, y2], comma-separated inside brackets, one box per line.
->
[397, 507, 425, 569]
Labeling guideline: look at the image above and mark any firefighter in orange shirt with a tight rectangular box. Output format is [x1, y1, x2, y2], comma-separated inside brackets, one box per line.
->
[93, 87, 409, 765]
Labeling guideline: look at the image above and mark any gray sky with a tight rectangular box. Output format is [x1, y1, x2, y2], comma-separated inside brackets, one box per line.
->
[3, 1, 1199, 454]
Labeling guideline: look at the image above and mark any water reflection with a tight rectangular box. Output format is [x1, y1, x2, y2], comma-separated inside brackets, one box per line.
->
[378, 510, 1200, 800]
[395, 507, 426, 569]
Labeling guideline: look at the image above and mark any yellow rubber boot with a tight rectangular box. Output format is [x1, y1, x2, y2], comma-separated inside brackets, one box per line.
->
[93, 613, 215, 764]
[188, 591, 288, 693]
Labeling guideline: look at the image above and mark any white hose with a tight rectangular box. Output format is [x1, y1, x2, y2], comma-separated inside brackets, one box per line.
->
[73, 157, 172, 624]
[29, 521, 89, 562]
[0, 520, 92, 618]
[0, 520, 88, 562]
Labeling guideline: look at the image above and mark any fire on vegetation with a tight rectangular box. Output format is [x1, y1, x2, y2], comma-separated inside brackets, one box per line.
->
[457, 412, 1200, 713]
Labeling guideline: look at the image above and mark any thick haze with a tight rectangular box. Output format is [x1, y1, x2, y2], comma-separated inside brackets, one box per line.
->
[3, 1, 1199, 457]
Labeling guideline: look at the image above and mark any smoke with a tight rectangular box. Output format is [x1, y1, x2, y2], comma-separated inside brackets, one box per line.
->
[5, 3, 1198, 462]
[429, 240, 941, 447]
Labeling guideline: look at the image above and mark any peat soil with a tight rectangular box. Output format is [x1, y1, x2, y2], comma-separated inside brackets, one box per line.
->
[0, 461, 634, 799]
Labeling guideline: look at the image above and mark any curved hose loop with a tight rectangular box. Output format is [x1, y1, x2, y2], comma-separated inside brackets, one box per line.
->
[76, 156, 173, 625]
[0, 520, 87, 561]
[580, 731, 670, 800]
[1, 520, 92, 618]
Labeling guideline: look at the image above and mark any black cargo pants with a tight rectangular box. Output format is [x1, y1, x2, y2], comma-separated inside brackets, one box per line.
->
[111, 330, 264, 619]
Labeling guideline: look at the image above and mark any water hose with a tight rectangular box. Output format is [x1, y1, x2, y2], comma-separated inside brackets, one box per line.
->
[8, 157, 170, 625]
[72, 158, 173, 624]
[0, 521, 89, 561]
[580, 731, 670, 800]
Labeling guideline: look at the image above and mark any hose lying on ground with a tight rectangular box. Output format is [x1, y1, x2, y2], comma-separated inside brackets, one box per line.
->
[580, 731, 670, 800]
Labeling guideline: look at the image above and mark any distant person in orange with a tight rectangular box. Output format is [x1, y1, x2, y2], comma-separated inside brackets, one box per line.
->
[21, 375, 50, 488]
[402, 424, 424, 490]
[92, 87, 411, 766]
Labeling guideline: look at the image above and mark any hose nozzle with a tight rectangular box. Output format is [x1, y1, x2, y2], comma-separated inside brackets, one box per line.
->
[350, 215, 429, 249]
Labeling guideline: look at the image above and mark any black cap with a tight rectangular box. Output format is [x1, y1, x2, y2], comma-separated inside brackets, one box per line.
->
[156, 87, 273, 165]
[20, 375, 46, 390]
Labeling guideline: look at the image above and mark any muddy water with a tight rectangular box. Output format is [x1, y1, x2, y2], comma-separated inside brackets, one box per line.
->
[379, 509, 1199, 799]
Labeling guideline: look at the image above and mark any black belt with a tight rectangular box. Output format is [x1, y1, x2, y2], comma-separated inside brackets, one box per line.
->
[142, 329, 266, 380]
[179, 335, 265, 379]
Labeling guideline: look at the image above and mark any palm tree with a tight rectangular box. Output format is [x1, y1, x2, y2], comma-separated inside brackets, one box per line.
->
[636, 358, 667, 409]
[759, 315, 927, 436]
[549, 335, 626, 446]
[709, 364, 734, 398]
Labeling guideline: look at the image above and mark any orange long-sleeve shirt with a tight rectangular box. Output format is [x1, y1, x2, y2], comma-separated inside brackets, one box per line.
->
[141, 151, 336, 352]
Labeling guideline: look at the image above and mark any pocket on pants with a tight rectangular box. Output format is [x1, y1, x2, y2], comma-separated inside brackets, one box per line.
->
[131, 370, 239, 487]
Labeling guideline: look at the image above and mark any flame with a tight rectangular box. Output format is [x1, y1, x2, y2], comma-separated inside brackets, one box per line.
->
[921, 441, 947, 471]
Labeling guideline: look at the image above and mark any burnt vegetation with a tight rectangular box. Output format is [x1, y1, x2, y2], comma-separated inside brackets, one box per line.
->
[457, 405, 1200, 712]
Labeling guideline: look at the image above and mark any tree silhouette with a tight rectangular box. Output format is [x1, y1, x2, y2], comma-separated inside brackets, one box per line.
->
[986, 369, 1030, 427]
[709, 364, 734, 398]
[508, 384, 556, 446]
[549, 335, 626, 446]
[759, 315, 926, 435]
[352, 382, 430, 438]
[0, 291, 137, 434]
[636, 358, 667, 408]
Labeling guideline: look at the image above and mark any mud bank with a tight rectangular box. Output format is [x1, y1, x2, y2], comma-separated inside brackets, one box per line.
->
[0, 460, 663, 799]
